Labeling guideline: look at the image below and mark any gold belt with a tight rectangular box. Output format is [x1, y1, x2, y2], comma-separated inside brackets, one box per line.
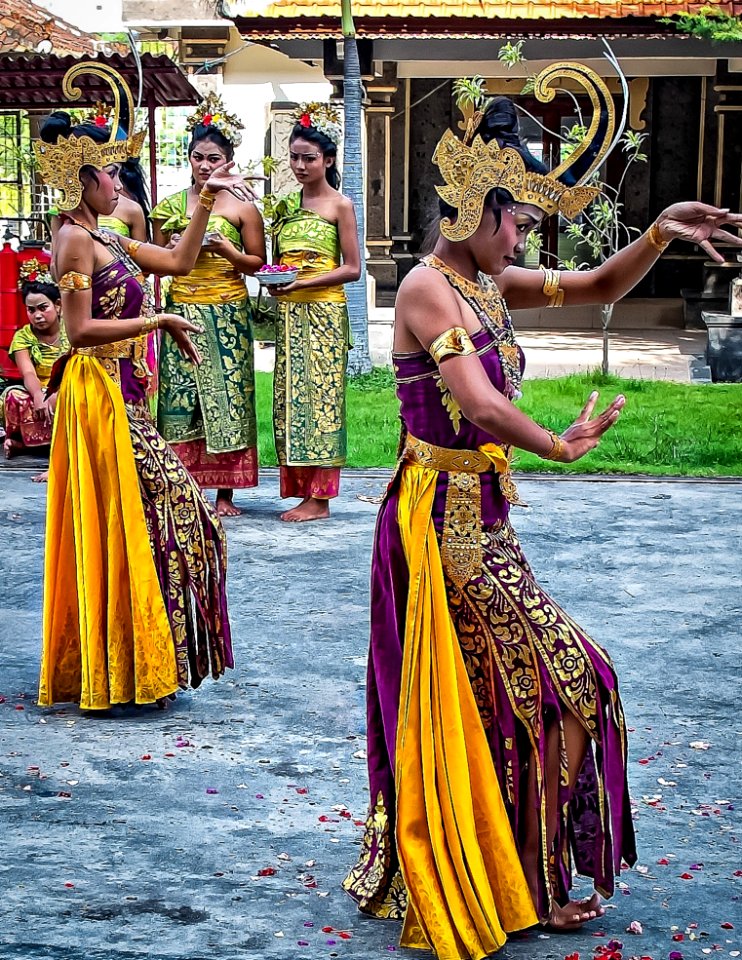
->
[403, 434, 525, 590]
[74, 336, 147, 360]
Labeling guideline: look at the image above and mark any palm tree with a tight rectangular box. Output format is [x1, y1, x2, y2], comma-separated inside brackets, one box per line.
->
[340, 0, 372, 375]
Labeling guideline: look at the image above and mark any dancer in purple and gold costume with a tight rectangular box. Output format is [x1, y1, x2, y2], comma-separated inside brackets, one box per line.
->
[344, 61, 742, 959]
[32, 63, 254, 711]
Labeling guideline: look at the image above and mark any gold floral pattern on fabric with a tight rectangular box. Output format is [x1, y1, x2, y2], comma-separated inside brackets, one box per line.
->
[434, 373, 462, 434]
[341, 791, 407, 921]
[429, 325, 476, 365]
[99, 282, 127, 316]
[448, 523, 601, 739]
[158, 299, 257, 455]
[442, 471, 482, 590]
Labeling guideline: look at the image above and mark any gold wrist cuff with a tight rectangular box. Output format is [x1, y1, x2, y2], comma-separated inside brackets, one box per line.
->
[540, 266, 565, 308]
[198, 190, 216, 212]
[542, 429, 566, 462]
[127, 239, 143, 256]
[141, 315, 159, 334]
[646, 221, 670, 254]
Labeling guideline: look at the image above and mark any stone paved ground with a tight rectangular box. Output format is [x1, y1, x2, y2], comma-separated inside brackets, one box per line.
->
[0, 471, 740, 960]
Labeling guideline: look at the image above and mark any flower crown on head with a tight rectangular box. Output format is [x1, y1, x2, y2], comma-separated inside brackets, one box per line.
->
[293, 102, 342, 146]
[187, 92, 244, 148]
[19, 258, 54, 288]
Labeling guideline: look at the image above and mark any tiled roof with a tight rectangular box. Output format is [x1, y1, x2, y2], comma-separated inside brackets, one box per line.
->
[0, 0, 98, 55]
[225, 0, 742, 20]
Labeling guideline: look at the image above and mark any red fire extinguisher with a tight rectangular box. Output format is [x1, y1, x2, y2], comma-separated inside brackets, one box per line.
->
[0, 237, 20, 380]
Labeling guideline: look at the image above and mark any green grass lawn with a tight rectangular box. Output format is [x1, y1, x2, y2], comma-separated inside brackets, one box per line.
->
[255, 369, 742, 477]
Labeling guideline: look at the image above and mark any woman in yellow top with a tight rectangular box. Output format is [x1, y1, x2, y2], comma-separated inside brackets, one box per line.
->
[1, 265, 67, 479]
[262, 104, 361, 523]
[152, 95, 266, 517]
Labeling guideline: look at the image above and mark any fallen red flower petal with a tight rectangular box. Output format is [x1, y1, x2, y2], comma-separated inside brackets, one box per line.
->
[679, 873, 693, 880]
[721, 922, 734, 930]
[257, 867, 276, 877]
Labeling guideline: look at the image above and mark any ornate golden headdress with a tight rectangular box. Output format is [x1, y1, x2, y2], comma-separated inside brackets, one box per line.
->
[434, 60, 624, 242]
[33, 62, 146, 211]
[18, 258, 54, 288]
[187, 92, 244, 147]
[293, 102, 342, 145]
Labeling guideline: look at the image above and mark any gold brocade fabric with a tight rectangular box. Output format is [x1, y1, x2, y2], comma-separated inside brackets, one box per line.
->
[394, 463, 537, 959]
[38, 354, 179, 709]
[74, 336, 150, 386]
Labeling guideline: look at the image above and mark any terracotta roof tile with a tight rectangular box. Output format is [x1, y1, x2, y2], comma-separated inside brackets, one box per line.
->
[225, 0, 742, 19]
[0, 0, 98, 55]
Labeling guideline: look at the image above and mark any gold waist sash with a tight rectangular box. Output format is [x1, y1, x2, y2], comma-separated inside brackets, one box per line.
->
[279, 249, 346, 304]
[73, 336, 150, 381]
[403, 433, 524, 590]
[170, 254, 246, 305]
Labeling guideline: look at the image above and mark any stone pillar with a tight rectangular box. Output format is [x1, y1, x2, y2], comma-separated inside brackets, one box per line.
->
[365, 63, 399, 306]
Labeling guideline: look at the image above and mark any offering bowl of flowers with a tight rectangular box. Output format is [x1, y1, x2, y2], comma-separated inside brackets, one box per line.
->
[256, 264, 299, 286]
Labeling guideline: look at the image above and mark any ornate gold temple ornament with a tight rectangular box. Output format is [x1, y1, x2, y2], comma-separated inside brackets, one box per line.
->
[433, 52, 630, 242]
[33, 62, 146, 211]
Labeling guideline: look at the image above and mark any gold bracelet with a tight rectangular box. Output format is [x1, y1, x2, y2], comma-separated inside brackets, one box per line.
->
[198, 190, 216, 212]
[540, 266, 565, 308]
[141, 315, 159, 334]
[646, 221, 670, 254]
[542, 429, 567, 462]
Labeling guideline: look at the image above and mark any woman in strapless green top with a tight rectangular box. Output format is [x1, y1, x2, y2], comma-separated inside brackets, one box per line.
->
[152, 103, 266, 517]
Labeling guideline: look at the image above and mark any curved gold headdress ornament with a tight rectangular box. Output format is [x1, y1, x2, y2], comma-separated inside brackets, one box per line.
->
[434, 58, 624, 242]
[33, 62, 146, 211]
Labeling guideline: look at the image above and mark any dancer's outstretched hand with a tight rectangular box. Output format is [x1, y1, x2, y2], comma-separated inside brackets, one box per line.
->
[158, 313, 203, 365]
[204, 161, 257, 203]
[657, 203, 742, 263]
[558, 391, 625, 463]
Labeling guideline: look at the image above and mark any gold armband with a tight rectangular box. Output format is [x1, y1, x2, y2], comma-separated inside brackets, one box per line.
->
[645, 221, 670, 254]
[540, 266, 565, 308]
[127, 240, 143, 256]
[428, 326, 476, 364]
[141, 315, 159, 334]
[58, 271, 92, 291]
[198, 190, 216, 212]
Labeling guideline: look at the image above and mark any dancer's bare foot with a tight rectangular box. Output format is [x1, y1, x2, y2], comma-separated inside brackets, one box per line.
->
[32, 470, 49, 483]
[280, 496, 330, 523]
[216, 489, 241, 517]
[3, 437, 21, 459]
[544, 894, 604, 931]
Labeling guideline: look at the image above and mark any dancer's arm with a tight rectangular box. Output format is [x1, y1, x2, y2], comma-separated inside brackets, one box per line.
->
[12, 350, 45, 412]
[499, 202, 742, 309]
[119, 163, 254, 277]
[397, 269, 624, 464]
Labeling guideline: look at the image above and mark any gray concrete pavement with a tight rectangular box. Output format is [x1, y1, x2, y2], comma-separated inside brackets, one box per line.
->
[0, 471, 740, 960]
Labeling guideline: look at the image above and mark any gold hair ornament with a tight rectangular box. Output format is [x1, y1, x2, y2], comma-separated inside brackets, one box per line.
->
[187, 91, 244, 148]
[33, 62, 145, 211]
[434, 60, 621, 242]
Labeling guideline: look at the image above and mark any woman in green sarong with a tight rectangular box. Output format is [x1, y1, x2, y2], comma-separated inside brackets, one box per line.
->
[262, 103, 361, 522]
[152, 95, 266, 516]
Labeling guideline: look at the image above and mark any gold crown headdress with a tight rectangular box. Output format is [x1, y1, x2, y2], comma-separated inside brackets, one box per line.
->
[187, 92, 244, 148]
[434, 59, 626, 242]
[293, 102, 342, 145]
[33, 62, 146, 211]
[18, 258, 54, 288]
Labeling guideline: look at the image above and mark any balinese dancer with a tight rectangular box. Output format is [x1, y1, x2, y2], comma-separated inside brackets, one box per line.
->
[152, 93, 266, 517]
[1, 262, 67, 478]
[34, 63, 254, 711]
[261, 103, 360, 522]
[343, 61, 742, 957]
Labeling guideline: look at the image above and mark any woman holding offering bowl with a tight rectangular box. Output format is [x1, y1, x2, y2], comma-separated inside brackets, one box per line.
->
[259, 103, 361, 523]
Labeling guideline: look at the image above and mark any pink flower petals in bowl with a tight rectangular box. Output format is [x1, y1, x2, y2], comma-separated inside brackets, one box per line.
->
[256, 264, 298, 286]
